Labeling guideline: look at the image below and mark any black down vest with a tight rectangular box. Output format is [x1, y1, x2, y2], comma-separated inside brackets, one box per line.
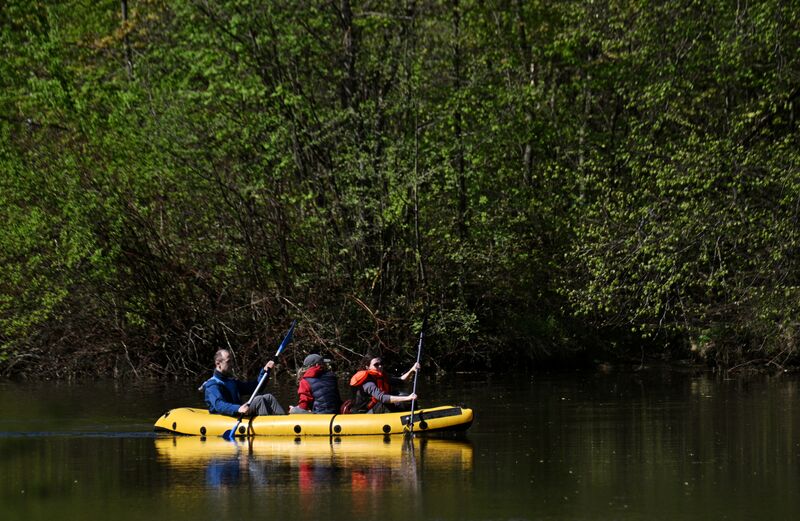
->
[305, 371, 342, 413]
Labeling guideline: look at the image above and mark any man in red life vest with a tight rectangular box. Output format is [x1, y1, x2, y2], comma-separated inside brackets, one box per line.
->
[349, 354, 419, 413]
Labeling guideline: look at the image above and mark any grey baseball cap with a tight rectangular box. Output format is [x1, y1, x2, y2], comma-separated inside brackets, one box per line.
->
[303, 354, 328, 366]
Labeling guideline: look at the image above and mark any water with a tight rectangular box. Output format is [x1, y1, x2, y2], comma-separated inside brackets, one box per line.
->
[1, 370, 799, 520]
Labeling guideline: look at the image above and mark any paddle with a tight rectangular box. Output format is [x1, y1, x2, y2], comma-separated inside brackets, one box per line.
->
[407, 316, 426, 436]
[222, 320, 296, 440]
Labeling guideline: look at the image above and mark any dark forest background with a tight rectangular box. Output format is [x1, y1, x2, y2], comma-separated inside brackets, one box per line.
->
[2, 0, 799, 378]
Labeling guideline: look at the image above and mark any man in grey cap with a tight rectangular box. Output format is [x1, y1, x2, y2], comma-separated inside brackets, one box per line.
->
[290, 353, 342, 414]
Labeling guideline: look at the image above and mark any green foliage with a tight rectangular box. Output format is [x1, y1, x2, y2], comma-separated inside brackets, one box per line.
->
[1, 0, 799, 377]
[563, 0, 800, 364]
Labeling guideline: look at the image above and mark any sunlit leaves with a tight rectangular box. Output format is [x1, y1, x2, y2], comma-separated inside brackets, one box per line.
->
[2, 0, 799, 374]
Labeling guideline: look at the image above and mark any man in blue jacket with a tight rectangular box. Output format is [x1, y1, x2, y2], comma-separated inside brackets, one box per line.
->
[202, 349, 285, 416]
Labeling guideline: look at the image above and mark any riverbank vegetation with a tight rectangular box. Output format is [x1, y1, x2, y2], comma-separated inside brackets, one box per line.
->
[2, 0, 799, 378]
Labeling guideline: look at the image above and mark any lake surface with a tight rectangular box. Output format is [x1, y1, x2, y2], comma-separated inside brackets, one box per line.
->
[2, 369, 799, 520]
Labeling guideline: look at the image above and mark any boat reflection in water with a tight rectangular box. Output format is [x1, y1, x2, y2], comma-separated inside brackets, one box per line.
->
[154, 434, 473, 492]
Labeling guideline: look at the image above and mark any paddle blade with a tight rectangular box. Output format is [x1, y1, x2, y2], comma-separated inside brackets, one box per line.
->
[275, 320, 297, 357]
[222, 419, 242, 440]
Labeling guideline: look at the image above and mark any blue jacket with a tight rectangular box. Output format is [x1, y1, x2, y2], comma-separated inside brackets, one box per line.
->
[203, 369, 266, 417]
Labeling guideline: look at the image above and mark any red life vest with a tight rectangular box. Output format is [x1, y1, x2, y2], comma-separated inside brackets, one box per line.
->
[349, 369, 391, 410]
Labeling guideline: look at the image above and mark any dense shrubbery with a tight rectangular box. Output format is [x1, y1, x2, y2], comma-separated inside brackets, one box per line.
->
[1, 1, 799, 378]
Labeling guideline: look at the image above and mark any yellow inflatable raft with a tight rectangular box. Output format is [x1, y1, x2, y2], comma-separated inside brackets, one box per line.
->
[154, 405, 473, 437]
